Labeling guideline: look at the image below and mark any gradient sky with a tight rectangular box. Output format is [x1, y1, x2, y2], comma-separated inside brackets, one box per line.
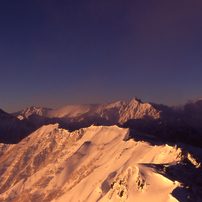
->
[1, 0, 202, 112]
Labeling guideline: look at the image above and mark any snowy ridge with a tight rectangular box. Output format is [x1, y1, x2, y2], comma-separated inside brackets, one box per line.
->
[11, 97, 202, 146]
[12, 98, 161, 127]
[47, 101, 128, 120]
[14, 98, 160, 124]
[12, 106, 53, 120]
[0, 124, 201, 201]
[119, 97, 161, 124]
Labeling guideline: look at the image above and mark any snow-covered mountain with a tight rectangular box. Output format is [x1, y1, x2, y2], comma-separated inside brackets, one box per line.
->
[12, 101, 129, 132]
[13, 98, 161, 124]
[1, 97, 202, 201]
[118, 97, 161, 124]
[12, 106, 53, 120]
[0, 124, 201, 201]
[0, 109, 32, 144]
[12, 97, 202, 147]
[13, 101, 128, 124]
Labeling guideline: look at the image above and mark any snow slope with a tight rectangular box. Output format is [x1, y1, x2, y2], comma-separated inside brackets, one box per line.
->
[0, 124, 201, 201]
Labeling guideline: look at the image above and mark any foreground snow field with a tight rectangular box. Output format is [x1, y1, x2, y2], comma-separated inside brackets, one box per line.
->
[0, 124, 201, 201]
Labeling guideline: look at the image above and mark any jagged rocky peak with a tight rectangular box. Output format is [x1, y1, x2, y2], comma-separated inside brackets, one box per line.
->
[119, 97, 161, 124]
[124, 97, 144, 111]
[127, 97, 154, 110]
[13, 106, 53, 119]
[106, 100, 128, 108]
[131, 96, 143, 103]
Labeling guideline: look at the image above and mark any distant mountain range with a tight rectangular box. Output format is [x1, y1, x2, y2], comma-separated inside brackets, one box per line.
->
[9, 97, 202, 147]
[0, 97, 201, 146]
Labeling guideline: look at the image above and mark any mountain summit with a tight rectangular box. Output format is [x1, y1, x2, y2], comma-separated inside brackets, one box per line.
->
[13, 97, 162, 126]
[10, 97, 202, 147]
[118, 97, 161, 124]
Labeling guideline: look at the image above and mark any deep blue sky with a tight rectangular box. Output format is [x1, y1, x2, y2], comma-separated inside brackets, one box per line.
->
[1, 0, 202, 112]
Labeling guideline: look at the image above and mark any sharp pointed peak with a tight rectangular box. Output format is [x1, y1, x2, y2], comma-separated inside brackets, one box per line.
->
[131, 97, 143, 103]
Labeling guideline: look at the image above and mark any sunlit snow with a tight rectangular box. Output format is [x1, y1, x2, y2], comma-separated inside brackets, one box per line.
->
[0, 124, 201, 201]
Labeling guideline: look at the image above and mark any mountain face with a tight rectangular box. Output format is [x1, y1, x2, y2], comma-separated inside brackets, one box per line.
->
[11, 102, 129, 132]
[13, 98, 160, 125]
[12, 106, 53, 120]
[1, 97, 202, 201]
[0, 109, 32, 144]
[0, 124, 201, 201]
[12, 97, 202, 147]
[118, 97, 161, 124]
[12, 98, 162, 129]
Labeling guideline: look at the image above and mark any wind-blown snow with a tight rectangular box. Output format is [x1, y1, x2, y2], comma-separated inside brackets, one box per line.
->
[0, 124, 201, 201]
[14, 98, 160, 123]
[11, 97, 202, 148]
